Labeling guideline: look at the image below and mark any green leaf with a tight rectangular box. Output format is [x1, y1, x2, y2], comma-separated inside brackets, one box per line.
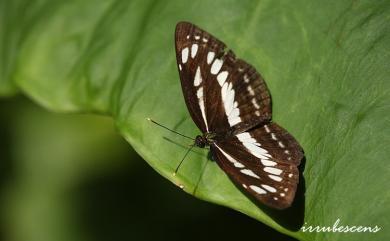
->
[1, 0, 389, 240]
[0, 98, 133, 241]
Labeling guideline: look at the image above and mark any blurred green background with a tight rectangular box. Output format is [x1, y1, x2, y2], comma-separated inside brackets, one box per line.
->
[0, 96, 295, 241]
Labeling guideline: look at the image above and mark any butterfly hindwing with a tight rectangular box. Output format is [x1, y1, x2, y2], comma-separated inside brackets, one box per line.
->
[244, 122, 304, 165]
[212, 123, 303, 209]
[231, 59, 272, 132]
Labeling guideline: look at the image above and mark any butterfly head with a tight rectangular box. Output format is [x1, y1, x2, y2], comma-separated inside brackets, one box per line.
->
[194, 135, 207, 148]
[194, 133, 216, 148]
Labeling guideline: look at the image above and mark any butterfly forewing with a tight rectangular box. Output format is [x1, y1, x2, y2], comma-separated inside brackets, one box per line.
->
[212, 123, 303, 209]
[175, 22, 229, 133]
[175, 22, 272, 134]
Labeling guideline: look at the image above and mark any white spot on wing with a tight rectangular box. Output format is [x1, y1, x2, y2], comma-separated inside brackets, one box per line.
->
[288, 173, 293, 178]
[221, 82, 232, 112]
[229, 117, 241, 126]
[271, 133, 277, 140]
[278, 141, 285, 148]
[196, 87, 208, 131]
[261, 184, 277, 193]
[178, 64, 182, 71]
[244, 74, 249, 83]
[202, 37, 208, 43]
[237, 133, 251, 140]
[269, 175, 282, 182]
[181, 47, 189, 63]
[264, 125, 270, 133]
[194, 66, 202, 86]
[249, 185, 266, 194]
[280, 193, 286, 197]
[221, 82, 241, 126]
[234, 162, 245, 168]
[191, 44, 198, 58]
[264, 167, 283, 175]
[195, 35, 200, 40]
[251, 98, 260, 109]
[217, 71, 228, 86]
[236, 132, 273, 161]
[261, 159, 277, 166]
[247, 86, 255, 95]
[211, 59, 223, 74]
[207, 52, 215, 64]
[240, 169, 260, 179]
[215, 145, 245, 168]
[196, 87, 203, 98]
[242, 184, 248, 189]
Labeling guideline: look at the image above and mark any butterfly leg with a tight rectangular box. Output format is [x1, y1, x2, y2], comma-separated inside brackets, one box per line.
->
[192, 155, 211, 196]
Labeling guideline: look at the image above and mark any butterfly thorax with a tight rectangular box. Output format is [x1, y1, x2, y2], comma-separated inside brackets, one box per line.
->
[194, 133, 216, 148]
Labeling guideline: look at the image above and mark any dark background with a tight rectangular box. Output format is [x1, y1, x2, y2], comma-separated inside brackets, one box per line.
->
[0, 96, 295, 241]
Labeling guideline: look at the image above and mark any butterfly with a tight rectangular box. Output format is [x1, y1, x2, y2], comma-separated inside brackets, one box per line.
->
[172, 22, 303, 209]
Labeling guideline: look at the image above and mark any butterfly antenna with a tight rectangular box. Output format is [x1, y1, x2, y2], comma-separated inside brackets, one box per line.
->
[173, 144, 195, 176]
[147, 118, 194, 140]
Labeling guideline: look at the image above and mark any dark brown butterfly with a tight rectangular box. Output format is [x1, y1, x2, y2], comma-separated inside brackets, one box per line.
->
[173, 22, 303, 209]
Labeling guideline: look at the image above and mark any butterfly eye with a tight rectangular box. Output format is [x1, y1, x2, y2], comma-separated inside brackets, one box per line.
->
[194, 135, 207, 148]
